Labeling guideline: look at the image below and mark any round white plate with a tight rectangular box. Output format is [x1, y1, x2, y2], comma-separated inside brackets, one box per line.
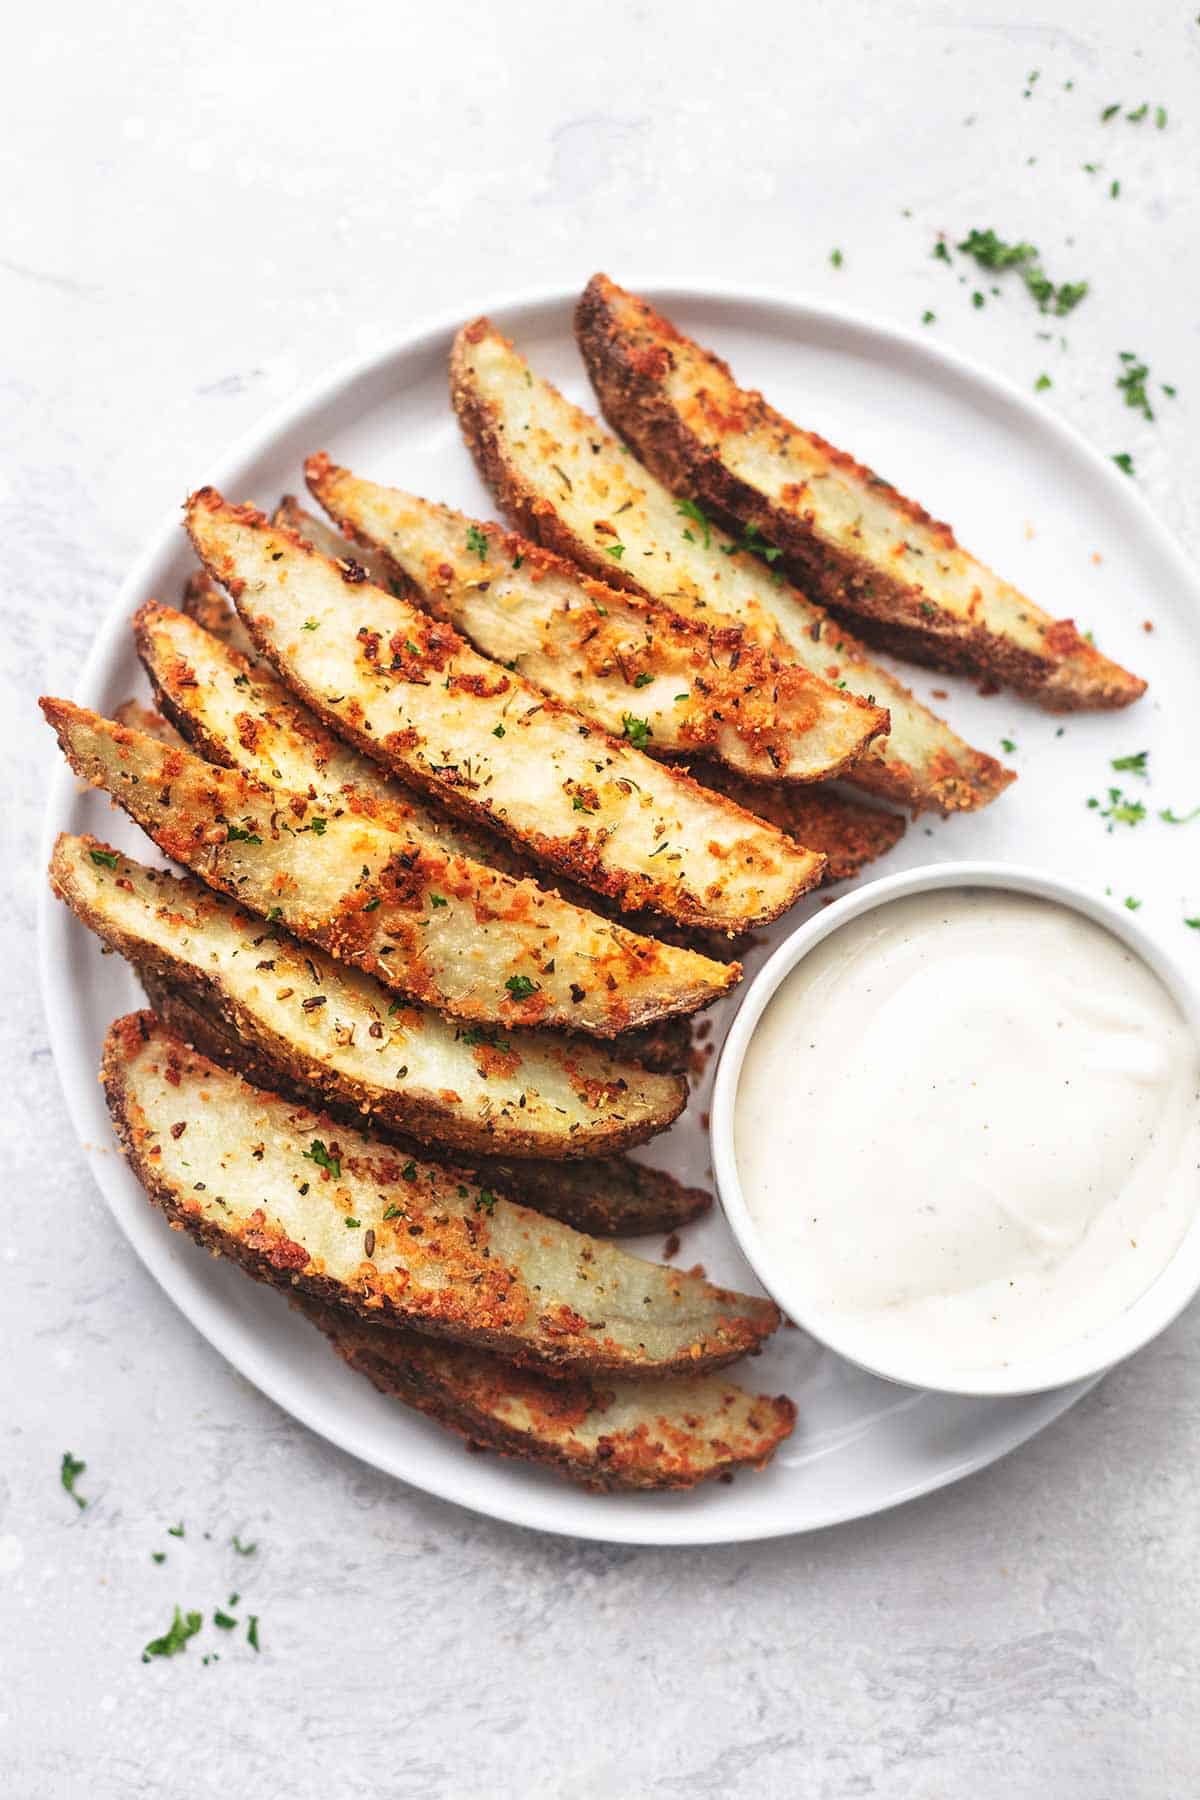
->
[38, 285, 1200, 1545]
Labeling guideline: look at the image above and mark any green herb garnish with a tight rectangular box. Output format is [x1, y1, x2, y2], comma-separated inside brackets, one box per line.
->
[1161, 806, 1200, 825]
[505, 975, 539, 1002]
[231, 1536, 257, 1556]
[466, 524, 489, 562]
[830, 248, 843, 268]
[142, 1606, 203, 1663]
[632, 671, 653, 689]
[475, 1188, 499, 1215]
[492, 723, 506, 738]
[225, 825, 262, 845]
[604, 543, 626, 561]
[303, 1139, 341, 1179]
[88, 849, 119, 870]
[1112, 452, 1135, 476]
[60, 1451, 88, 1509]
[247, 1616, 261, 1653]
[429, 894, 447, 908]
[621, 714, 651, 749]
[1000, 737, 1017, 754]
[1111, 750, 1148, 776]
[675, 498, 711, 548]
[1116, 352, 1155, 422]
[955, 229, 1088, 316]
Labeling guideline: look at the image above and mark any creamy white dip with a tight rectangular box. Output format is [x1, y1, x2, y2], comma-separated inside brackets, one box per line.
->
[734, 888, 1200, 1376]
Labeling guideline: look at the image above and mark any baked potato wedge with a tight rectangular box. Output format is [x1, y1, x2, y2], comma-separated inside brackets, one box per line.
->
[40, 700, 738, 1036]
[102, 1012, 779, 1376]
[136, 598, 527, 877]
[700, 771, 905, 883]
[450, 315, 1013, 815]
[139, 974, 708, 1236]
[51, 832, 686, 1160]
[304, 454, 889, 785]
[185, 487, 824, 931]
[297, 1299, 794, 1490]
[181, 567, 259, 660]
[576, 274, 1147, 712]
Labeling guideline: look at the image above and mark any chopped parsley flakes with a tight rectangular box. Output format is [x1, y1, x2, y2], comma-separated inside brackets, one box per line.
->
[1087, 787, 1146, 828]
[60, 1451, 88, 1509]
[505, 975, 539, 1001]
[675, 498, 711, 548]
[88, 849, 119, 870]
[1161, 806, 1200, 825]
[621, 714, 651, 749]
[224, 825, 262, 845]
[1111, 750, 1148, 776]
[466, 524, 490, 562]
[303, 1139, 341, 1179]
[954, 229, 1088, 317]
[1112, 452, 1135, 477]
[604, 543, 626, 561]
[142, 1606, 203, 1663]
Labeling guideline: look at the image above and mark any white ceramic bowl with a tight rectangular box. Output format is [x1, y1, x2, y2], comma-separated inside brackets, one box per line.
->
[710, 861, 1200, 1397]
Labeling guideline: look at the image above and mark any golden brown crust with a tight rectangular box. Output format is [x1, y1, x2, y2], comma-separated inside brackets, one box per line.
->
[449, 317, 1014, 816]
[701, 771, 906, 882]
[297, 1299, 795, 1491]
[40, 697, 737, 1037]
[575, 275, 1147, 712]
[305, 453, 889, 787]
[50, 831, 686, 1163]
[137, 973, 707, 1236]
[100, 1011, 778, 1377]
[183, 487, 825, 931]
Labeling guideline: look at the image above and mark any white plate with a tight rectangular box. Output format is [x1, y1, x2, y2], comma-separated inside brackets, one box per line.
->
[38, 285, 1200, 1545]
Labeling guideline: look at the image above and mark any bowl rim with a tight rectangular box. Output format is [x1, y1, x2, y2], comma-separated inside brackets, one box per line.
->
[709, 859, 1200, 1398]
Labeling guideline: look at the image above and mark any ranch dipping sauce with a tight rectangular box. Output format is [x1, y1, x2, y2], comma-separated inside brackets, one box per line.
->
[734, 888, 1200, 1379]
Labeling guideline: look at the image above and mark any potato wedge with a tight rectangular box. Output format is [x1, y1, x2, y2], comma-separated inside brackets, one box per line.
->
[700, 771, 905, 883]
[139, 973, 708, 1236]
[51, 833, 686, 1160]
[305, 455, 888, 785]
[273, 494, 392, 589]
[450, 315, 1014, 815]
[136, 598, 527, 876]
[181, 567, 259, 660]
[40, 700, 737, 1035]
[297, 1299, 794, 1490]
[102, 1012, 779, 1376]
[114, 698, 184, 745]
[576, 275, 1147, 712]
[184, 487, 824, 931]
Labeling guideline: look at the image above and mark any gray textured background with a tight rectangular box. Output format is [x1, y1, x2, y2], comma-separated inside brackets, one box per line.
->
[5, 2, 1198, 1794]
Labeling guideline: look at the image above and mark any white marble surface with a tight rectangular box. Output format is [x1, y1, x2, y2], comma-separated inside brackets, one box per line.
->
[5, 2, 1200, 1793]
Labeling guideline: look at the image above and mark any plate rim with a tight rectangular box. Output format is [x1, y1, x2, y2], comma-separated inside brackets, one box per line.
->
[42, 275, 1190, 1545]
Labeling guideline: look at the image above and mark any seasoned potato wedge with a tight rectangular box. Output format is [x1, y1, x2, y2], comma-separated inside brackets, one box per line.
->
[700, 771, 905, 883]
[576, 275, 1147, 712]
[102, 1012, 779, 1376]
[273, 494, 392, 588]
[181, 567, 259, 660]
[305, 455, 888, 784]
[450, 315, 1014, 815]
[139, 974, 708, 1236]
[136, 598, 526, 876]
[297, 1299, 794, 1490]
[40, 700, 737, 1035]
[51, 833, 686, 1160]
[184, 488, 824, 931]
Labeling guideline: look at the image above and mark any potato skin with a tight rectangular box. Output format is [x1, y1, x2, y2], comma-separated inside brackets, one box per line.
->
[297, 1298, 795, 1492]
[101, 1012, 779, 1378]
[139, 974, 708, 1237]
[449, 316, 1013, 817]
[575, 274, 1147, 713]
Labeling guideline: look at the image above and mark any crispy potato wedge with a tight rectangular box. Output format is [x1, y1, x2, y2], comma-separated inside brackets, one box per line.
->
[450, 315, 1014, 815]
[139, 974, 708, 1236]
[184, 488, 824, 931]
[137, 598, 528, 877]
[700, 771, 905, 883]
[576, 275, 1147, 712]
[305, 455, 888, 785]
[181, 567, 259, 659]
[51, 833, 686, 1160]
[40, 700, 737, 1035]
[103, 1012, 779, 1376]
[113, 698, 184, 745]
[297, 1299, 794, 1490]
[273, 494, 392, 589]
